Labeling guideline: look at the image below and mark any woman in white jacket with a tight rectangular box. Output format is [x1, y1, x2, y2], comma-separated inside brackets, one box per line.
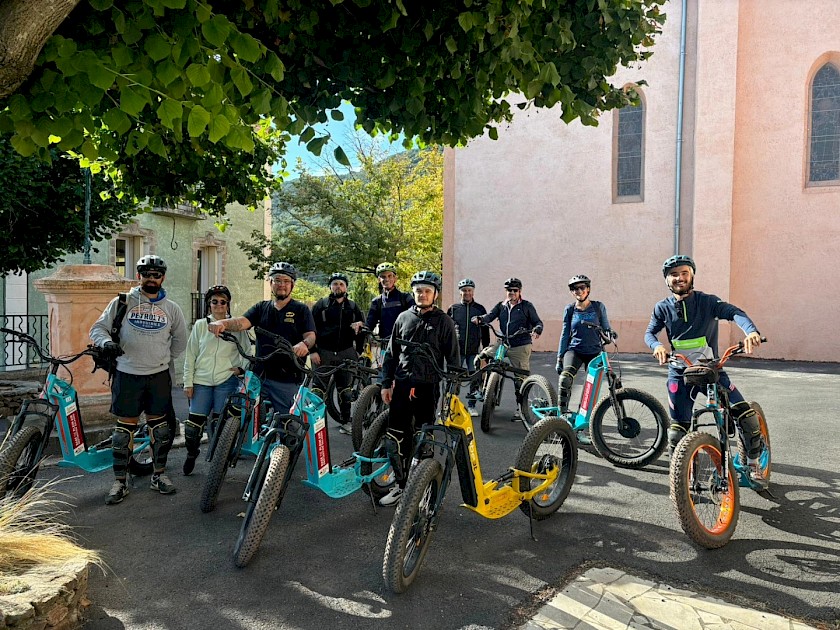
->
[182, 286, 250, 475]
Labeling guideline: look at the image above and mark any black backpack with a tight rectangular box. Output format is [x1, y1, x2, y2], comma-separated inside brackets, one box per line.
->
[92, 293, 128, 378]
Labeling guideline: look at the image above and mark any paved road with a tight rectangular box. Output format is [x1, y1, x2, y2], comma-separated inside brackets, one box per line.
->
[44, 353, 840, 629]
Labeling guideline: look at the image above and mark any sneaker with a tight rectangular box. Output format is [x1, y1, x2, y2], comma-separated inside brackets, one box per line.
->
[469, 407, 478, 417]
[379, 486, 403, 506]
[748, 460, 768, 490]
[338, 423, 352, 436]
[183, 452, 198, 476]
[575, 430, 591, 446]
[474, 392, 484, 403]
[105, 480, 129, 505]
[150, 474, 177, 495]
[511, 409, 522, 422]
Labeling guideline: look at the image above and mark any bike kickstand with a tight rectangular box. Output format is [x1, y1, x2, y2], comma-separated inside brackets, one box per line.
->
[527, 500, 537, 542]
[365, 482, 378, 515]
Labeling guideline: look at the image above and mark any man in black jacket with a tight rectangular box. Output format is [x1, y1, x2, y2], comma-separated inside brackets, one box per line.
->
[379, 270, 459, 506]
[311, 272, 365, 432]
[446, 278, 490, 416]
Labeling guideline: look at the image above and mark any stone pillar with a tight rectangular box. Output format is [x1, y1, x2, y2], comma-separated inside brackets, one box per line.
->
[33, 265, 135, 400]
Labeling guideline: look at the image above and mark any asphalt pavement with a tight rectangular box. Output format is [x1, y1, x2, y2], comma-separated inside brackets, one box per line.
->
[36, 352, 840, 630]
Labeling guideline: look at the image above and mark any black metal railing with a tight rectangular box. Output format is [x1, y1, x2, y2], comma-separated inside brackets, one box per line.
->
[1, 315, 49, 369]
[191, 292, 206, 323]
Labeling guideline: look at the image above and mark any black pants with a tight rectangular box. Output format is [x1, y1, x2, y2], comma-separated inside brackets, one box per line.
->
[314, 347, 358, 423]
[387, 380, 438, 488]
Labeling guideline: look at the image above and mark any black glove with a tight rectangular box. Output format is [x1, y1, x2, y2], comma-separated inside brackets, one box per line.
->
[103, 341, 124, 357]
[608, 330, 618, 341]
[555, 364, 563, 375]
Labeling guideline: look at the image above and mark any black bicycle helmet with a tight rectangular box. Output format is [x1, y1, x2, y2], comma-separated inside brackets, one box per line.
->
[568, 274, 591, 288]
[329, 272, 350, 286]
[205, 285, 231, 303]
[268, 261, 297, 280]
[375, 262, 397, 276]
[136, 255, 167, 274]
[503, 277, 522, 290]
[662, 255, 696, 277]
[410, 270, 442, 292]
[458, 278, 475, 289]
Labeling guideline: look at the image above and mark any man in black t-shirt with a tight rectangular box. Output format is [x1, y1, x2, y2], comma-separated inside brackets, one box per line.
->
[209, 262, 316, 413]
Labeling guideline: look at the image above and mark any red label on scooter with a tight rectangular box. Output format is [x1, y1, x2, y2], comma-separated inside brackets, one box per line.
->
[314, 418, 330, 477]
[580, 373, 596, 415]
[65, 402, 85, 455]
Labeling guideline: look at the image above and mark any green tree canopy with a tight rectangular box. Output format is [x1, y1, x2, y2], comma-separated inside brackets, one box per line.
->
[1, 0, 665, 216]
[239, 145, 443, 305]
[0, 135, 136, 275]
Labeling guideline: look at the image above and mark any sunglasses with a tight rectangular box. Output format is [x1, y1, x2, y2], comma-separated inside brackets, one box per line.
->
[140, 272, 163, 279]
[506, 288, 520, 293]
[210, 299, 228, 305]
[571, 285, 589, 292]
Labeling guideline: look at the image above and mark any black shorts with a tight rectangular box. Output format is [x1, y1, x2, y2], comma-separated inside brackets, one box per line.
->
[111, 370, 171, 419]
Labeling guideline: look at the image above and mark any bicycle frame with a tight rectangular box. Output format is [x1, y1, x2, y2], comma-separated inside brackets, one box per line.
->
[674, 344, 767, 491]
[2, 330, 150, 474]
[206, 369, 265, 464]
[414, 373, 560, 520]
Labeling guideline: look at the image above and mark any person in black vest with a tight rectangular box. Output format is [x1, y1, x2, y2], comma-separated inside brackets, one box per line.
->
[446, 278, 490, 416]
[311, 272, 365, 433]
[365, 262, 414, 340]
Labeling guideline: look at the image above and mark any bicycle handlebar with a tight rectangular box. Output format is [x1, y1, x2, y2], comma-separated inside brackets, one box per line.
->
[582, 321, 617, 345]
[394, 337, 489, 384]
[669, 337, 768, 369]
[477, 321, 532, 343]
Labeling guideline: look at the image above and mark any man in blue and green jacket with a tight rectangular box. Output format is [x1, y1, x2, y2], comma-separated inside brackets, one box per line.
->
[645, 255, 766, 487]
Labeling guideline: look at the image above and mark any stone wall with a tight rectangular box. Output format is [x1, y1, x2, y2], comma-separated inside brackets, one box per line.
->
[0, 382, 40, 421]
[0, 561, 90, 630]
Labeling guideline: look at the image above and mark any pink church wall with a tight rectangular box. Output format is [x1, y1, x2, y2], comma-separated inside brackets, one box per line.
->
[444, 0, 840, 362]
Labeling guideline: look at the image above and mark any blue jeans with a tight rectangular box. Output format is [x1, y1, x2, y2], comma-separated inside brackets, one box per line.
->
[189, 375, 240, 417]
[460, 353, 479, 403]
[261, 379, 300, 414]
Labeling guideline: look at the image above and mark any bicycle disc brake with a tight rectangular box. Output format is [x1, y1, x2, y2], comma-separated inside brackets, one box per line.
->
[617, 417, 641, 439]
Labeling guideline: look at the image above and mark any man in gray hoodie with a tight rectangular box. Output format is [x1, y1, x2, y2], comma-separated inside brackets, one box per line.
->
[90, 255, 187, 505]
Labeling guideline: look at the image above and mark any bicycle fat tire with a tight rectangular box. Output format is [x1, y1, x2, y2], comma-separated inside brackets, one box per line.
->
[480, 372, 501, 433]
[382, 458, 444, 593]
[233, 445, 291, 568]
[128, 446, 154, 477]
[0, 425, 42, 499]
[514, 417, 577, 520]
[351, 383, 383, 452]
[325, 377, 342, 422]
[670, 431, 740, 549]
[199, 414, 239, 513]
[519, 374, 558, 431]
[589, 387, 668, 469]
[737, 401, 771, 492]
[359, 410, 396, 501]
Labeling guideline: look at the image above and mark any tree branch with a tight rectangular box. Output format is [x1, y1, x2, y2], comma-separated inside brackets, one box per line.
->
[0, 0, 81, 99]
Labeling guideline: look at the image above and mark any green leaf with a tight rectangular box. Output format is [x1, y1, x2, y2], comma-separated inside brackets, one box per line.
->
[88, 0, 114, 10]
[10, 135, 37, 157]
[334, 145, 350, 166]
[157, 99, 183, 130]
[202, 14, 231, 47]
[265, 54, 285, 81]
[80, 140, 99, 160]
[208, 114, 231, 143]
[156, 60, 181, 86]
[111, 44, 134, 68]
[102, 107, 132, 134]
[330, 109, 344, 121]
[231, 32, 263, 63]
[186, 63, 211, 87]
[161, 0, 187, 8]
[423, 22, 434, 41]
[119, 86, 147, 116]
[230, 66, 253, 97]
[187, 105, 211, 137]
[488, 127, 498, 140]
[376, 66, 396, 89]
[147, 132, 167, 157]
[306, 136, 327, 156]
[445, 37, 458, 54]
[525, 79, 542, 99]
[195, 3, 211, 22]
[144, 33, 171, 62]
[457, 12, 473, 32]
[299, 126, 315, 143]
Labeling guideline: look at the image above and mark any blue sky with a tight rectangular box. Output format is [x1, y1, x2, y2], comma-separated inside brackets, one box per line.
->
[277, 101, 405, 178]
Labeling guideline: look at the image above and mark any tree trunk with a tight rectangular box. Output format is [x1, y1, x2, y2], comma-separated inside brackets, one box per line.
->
[0, 0, 80, 100]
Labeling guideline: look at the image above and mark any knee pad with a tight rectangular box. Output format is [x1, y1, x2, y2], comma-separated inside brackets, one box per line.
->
[148, 417, 172, 469]
[667, 423, 689, 450]
[184, 413, 207, 455]
[112, 421, 134, 477]
[732, 402, 762, 457]
[559, 370, 575, 393]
